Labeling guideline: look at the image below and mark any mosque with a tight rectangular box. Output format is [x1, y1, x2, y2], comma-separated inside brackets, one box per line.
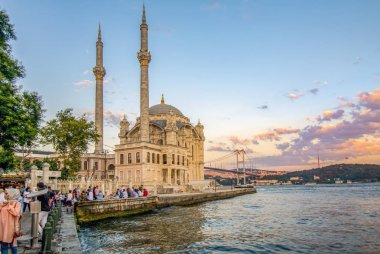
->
[77, 5, 205, 189]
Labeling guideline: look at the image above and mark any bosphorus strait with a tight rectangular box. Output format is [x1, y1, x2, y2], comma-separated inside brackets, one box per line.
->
[79, 183, 380, 253]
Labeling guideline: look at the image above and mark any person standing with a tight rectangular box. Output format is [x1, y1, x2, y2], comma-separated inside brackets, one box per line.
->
[36, 182, 50, 236]
[0, 188, 22, 254]
[23, 187, 31, 213]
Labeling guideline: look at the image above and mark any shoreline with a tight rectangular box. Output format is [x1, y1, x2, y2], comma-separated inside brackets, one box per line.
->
[75, 188, 256, 224]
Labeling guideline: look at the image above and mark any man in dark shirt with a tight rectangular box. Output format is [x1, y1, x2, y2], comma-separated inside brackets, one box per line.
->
[37, 182, 50, 235]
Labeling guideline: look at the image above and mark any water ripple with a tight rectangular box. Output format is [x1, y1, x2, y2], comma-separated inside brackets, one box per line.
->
[79, 183, 380, 253]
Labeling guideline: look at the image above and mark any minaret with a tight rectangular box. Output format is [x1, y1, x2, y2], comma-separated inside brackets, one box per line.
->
[137, 4, 151, 142]
[93, 24, 106, 153]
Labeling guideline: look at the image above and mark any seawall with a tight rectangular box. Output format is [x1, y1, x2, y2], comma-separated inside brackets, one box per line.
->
[75, 188, 256, 224]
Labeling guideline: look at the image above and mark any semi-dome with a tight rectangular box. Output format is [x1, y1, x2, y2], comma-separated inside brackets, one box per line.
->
[149, 103, 183, 116]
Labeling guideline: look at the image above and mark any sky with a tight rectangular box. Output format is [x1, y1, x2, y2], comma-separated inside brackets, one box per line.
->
[1, 0, 380, 171]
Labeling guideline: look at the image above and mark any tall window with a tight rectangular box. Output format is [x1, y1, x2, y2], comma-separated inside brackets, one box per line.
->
[163, 154, 167, 164]
[147, 152, 150, 163]
[94, 162, 98, 170]
[157, 154, 160, 164]
[152, 153, 155, 163]
[182, 156, 184, 166]
[172, 154, 175, 164]
[128, 153, 132, 164]
[136, 152, 141, 163]
[177, 155, 180, 165]
[120, 154, 124, 164]
[84, 161, 88, 170]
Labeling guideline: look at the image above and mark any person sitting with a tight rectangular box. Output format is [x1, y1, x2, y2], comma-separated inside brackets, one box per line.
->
[96, 191, 104, 200]
[143, 188, 149, 197]
[133, 189, 139, 198]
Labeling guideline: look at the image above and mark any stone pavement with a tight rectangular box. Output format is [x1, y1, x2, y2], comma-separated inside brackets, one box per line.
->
[13, 207, 82, 254]
[56, 207, 82, 254]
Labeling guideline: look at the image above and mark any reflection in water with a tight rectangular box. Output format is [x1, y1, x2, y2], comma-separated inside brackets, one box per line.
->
[80, 205, 205, 253]
[80, 183, 380, 253]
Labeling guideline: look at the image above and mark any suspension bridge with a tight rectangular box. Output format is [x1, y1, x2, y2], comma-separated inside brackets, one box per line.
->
[204, 149, 261, 185]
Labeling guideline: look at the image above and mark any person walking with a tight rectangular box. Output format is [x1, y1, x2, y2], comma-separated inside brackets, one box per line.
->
[22, 187, 31, 213]
[0, 188, 22, 254]
[36, 182, 50, 236]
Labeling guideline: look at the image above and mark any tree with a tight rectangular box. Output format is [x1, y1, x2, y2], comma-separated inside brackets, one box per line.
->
[0, 9, 44, 171]
[40, 109, 99, 178]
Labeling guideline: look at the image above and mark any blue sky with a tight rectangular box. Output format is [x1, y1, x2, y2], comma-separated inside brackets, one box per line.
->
[2, 0, 380, 170]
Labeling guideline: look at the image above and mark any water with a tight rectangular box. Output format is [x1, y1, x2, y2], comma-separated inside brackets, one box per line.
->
[79, 183, 380, 253]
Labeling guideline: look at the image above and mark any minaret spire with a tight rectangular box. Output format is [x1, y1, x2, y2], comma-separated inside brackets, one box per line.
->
[98, 23, 101, 40]
[137, 4, 151, 142]
[93, 24, 106, 153]
[142, 3, 146, 24]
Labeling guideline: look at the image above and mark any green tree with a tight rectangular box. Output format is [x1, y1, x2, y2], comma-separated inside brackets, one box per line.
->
[40, 109, 99, 178]
[0, 9, 44, 171]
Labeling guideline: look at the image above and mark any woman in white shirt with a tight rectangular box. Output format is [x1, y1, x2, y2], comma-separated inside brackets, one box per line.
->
[23, 187, 31, 212]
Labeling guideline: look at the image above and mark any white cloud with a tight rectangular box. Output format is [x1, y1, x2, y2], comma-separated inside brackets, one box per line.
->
[287, 92, 304, 101]
[74, 79, 93, 88]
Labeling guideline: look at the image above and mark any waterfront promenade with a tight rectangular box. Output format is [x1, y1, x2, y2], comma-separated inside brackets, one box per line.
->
[18, 207, 82, 254]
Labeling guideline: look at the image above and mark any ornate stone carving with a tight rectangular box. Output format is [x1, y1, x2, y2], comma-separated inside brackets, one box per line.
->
[137, 51, 151, 66]
[93, 66, 106, 80]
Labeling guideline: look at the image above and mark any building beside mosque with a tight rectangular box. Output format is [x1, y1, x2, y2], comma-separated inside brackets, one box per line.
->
[76, 5, 205, 188]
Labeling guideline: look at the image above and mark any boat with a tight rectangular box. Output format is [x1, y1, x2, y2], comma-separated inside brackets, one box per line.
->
[305, 182, 317, 186]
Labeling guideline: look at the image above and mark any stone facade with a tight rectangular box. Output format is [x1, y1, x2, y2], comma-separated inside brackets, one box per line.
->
[114, 6, 205, 190]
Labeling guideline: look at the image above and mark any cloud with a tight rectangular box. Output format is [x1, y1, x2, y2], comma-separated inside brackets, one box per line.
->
[254, 131, 280, 142]
[338, 102, 355, 108]
[276, 142, 290, 150]
[207, 146, 232, 152]
[252, 87, 380, 167]
[253, 127, 299, 143]
[309, 88, 319, 95]
[74, 79, 93, 88]
[316, 109, 345, 122]
[313, 80, 328, 85]
[358, 88, 380, 110]
[287, 92, 304, 101]
[83, 70, 91, 76]
[229, 136, 250, 146]
[257, 105, 268, 110]
[273, 128, 300, 135]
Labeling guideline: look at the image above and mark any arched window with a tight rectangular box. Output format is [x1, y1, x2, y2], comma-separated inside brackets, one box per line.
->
[136, 152, 141, 163]
[172, 154, 175, 164]
[163, 154, 167, 164]
[147, 152, 150, 163]
[128, 153, 132, 164]
[84, 161, 88, 170]
[152, 153, 155, 163]
[177, 155, 180, 165]
[157, 154, 160, 164]
[182, 156, 184, 166]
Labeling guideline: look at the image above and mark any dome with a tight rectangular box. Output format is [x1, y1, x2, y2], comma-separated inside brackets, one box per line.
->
[149, 103, 183, 116]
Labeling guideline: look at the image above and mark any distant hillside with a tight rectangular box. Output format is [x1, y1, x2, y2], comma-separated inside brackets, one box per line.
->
[261, 164, 380, 183]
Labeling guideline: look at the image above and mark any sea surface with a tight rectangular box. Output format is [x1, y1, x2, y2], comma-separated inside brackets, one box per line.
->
[79, 183, 380, 253]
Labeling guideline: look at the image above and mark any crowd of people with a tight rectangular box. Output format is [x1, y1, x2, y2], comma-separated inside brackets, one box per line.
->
[0, 182, 150, 253]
